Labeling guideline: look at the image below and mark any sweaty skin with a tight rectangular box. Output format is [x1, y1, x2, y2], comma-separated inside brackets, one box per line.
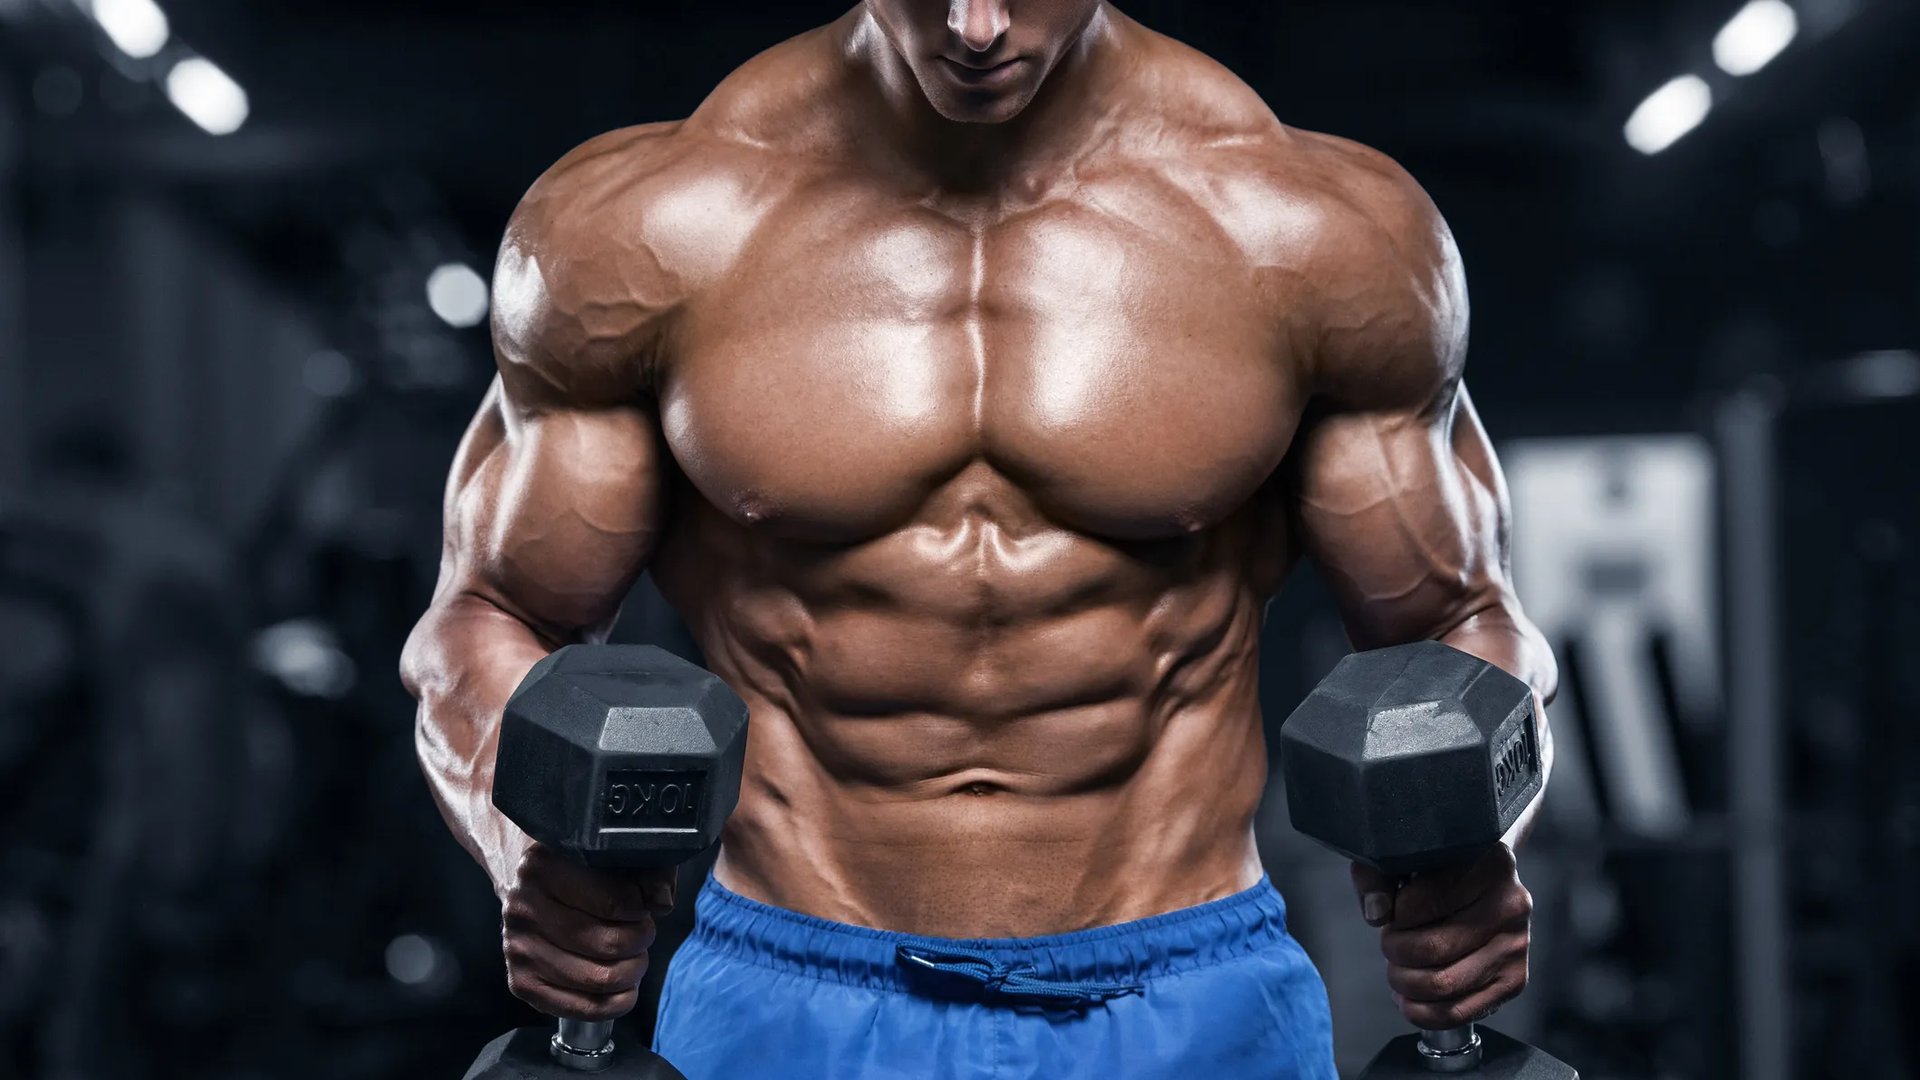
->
[403, 1, 1556, 1035]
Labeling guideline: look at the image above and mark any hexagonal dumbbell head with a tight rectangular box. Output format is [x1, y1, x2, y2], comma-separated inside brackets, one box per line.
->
[1277, 640, 1541, 877]
[493, 644, 749, 870]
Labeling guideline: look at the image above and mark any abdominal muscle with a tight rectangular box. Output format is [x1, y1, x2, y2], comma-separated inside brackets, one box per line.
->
[653, 485, 1281, 938]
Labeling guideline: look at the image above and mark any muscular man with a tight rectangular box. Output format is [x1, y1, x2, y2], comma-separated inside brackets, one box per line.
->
[402, 2, 1557, 1076]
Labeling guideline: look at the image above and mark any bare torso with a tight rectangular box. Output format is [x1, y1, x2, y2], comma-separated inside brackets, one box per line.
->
[412, 8, 1552, 942]
[644, 18, 1326, 933]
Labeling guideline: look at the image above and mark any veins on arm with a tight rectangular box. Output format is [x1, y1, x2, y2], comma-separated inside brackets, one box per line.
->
[455, 189, 676, 642]
[1283, 136, 1557, 700]
[1281, 139, 1558, 845]
[401, 124, 686, 885]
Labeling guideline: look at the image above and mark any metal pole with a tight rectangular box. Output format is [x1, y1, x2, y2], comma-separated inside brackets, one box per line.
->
[1718, 384, 1789, 1080]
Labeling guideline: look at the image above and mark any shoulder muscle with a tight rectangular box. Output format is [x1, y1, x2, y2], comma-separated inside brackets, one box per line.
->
[1305, 137, 1466, 411]
[1289, 133, 1468, 413]
[490, 122, 691, 411]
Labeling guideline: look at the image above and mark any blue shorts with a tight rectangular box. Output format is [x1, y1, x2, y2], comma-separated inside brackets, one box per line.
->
[652, 874, 1337, 1079]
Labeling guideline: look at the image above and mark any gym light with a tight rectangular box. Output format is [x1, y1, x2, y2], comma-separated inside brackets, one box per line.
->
[427, 263, 490, 328]
[1714, 0, 1799, 77]
[1624, 75, 1712, 155]
[86, 0, 169, 60]
[165, 56, 248, 135]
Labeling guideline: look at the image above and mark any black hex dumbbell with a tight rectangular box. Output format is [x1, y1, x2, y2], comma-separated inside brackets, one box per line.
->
[1278, 641, 1577, 1079]
[463, 645, 749, 1080]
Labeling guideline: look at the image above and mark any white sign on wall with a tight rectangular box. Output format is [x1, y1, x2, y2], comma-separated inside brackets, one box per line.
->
[1504, 435, 1720, 837]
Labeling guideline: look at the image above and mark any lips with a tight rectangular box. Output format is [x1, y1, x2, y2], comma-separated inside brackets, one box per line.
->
[938, 55, 1024, 89]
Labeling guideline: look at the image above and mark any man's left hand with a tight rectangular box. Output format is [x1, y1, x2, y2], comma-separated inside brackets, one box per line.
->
[1349, 841, 1533, 1030]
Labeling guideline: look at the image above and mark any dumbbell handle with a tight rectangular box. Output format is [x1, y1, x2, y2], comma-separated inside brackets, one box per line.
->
[1416, 1025, 1482, 1072]
[550, 1019, 616, 1072]
[1390, 867, 1482, 1073]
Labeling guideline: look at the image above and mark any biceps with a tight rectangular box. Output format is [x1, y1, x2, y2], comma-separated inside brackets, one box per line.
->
[442, 380, 668, 640]
[1291, 386, 1513, 647]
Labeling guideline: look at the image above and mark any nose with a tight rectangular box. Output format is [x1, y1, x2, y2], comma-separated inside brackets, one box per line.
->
[946, 0, 1010, 54]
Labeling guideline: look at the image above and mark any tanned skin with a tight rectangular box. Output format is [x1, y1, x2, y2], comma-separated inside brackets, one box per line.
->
[402, 0, 1557, 1040]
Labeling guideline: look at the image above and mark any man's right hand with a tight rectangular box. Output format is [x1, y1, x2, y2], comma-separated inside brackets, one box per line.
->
[500, 842, 677, 1021]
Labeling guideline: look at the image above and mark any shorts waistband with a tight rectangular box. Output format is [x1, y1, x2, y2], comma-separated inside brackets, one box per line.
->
[685, 874, 1292, 996]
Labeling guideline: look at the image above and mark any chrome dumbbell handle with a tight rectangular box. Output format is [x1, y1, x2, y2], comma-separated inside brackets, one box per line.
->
[1415, 1026, 1484, 1073]
[551, 1019, 617, 1073]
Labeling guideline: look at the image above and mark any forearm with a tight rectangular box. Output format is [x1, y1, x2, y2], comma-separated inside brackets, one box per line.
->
[401, 590, 563, 894]
[1434, 601, 1558, 851]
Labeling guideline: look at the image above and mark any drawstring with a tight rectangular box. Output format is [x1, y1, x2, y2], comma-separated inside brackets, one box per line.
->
[896, 943, 1144, 1008]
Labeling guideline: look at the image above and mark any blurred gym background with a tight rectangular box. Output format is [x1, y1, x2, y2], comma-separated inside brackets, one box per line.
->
[0, 0, 1914, 1077]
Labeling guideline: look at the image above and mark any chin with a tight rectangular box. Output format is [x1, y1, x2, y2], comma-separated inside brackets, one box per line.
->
[919, 78, 1039, 125]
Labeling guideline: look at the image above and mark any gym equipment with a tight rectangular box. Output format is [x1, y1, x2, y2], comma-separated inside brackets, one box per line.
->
[1, 490, 270, 1079]
[465, 644, 750, 1079]
[1278, 640, 1576, 1079]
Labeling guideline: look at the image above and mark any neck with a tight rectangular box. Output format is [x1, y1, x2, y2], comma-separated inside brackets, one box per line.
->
[837, 4, 1120, 191]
